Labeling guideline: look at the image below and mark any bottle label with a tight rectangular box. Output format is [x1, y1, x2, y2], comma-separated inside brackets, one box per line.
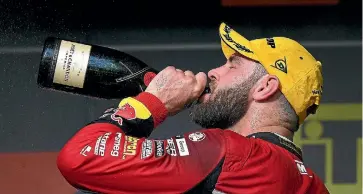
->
[53, 40, 91, 88]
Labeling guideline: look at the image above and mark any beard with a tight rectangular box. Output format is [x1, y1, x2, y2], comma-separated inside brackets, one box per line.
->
[189, 81, 250, 129]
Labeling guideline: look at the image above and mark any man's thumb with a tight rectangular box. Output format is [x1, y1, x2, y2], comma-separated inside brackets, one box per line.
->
[195, 72, 207, 93]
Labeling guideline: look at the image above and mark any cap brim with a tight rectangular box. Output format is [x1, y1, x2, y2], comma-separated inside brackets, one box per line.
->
[219, 22, 259, 62]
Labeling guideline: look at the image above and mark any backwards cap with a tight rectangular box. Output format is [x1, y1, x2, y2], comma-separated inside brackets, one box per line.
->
[219, 22, 323, 125]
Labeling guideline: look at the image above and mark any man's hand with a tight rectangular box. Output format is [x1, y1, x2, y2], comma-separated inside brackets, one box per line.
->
[145, 66, 207, 116]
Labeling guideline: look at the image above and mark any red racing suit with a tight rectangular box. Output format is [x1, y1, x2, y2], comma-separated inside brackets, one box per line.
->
[57, 92, 330, 194]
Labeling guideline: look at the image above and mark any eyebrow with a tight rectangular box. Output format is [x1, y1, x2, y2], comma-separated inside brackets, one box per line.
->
[228, 55, 238, 62]
[228, 54, 243, 64]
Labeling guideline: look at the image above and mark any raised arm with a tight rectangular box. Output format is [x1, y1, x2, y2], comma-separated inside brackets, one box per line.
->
[57, 92, 225, 194]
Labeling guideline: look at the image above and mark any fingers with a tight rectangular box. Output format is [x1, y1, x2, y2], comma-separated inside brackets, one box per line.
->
[164, 66, 176, 73]
[172, 67, 195, 80]
[163, 66, 185, 79]
[162, 66, 205, 92]
[195, 72, 207, 93]
[184, 70, 195, 77]
[146, 66, 208, 115]
[164, 66, 194, 77]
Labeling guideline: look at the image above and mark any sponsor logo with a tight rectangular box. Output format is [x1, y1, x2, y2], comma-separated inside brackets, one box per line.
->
[271, 57, 287, 73]
[270, 57, 287, 74]
[94, 136, 102, 155]
[111, 103, 136, 126]
[166, 138, 177, 156]
[312, 86, 323, 95]
[212, 189, 226, 194]
[175, 137, 189, 156]
[266, 37, 276, 48]
[222, 25, 254, 54]
[154, 140, 165, 158]
[80, 145, 92, 156]
[111, 132, 122, 157]
[122, 136, 139, 159]
[188, 132, 206, 142]
[295, 160, 309, 175]
[141, 139, 153, 159]
[94, 132, 111, 156]
[99, 108, 116, 118]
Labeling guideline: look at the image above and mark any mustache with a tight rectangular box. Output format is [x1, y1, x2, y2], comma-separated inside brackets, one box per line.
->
[209, 81, 217, 93]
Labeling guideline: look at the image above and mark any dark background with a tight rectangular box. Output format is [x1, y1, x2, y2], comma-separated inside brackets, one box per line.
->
[0, 0, 361, 193]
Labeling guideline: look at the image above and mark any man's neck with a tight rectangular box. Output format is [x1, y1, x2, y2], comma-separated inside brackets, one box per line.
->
[229, 118, 294, 141]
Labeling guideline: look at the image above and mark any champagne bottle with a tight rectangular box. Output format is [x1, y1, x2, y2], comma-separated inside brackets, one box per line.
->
[37, 37, 159, 99]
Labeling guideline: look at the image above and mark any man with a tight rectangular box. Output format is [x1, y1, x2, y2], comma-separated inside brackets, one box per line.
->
[57, 23, 329, 194]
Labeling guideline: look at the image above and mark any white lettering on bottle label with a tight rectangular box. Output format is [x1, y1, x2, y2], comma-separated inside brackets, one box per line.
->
[53, 40, 91, 88]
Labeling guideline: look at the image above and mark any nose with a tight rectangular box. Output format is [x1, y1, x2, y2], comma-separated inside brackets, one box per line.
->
[208, 69, 219, 81]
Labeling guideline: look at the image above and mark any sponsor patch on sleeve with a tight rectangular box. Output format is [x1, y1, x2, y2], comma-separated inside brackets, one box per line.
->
[118, 97, 152, 120]
[154, 140, 165, 158]
[175, 136, 189, 156]
[94, 132, 111, 156]
[166, 138, 177, 156]
[188, 132, 206, 142]
[110, 132, 122, 157]
[80, 145, 92, 157]
[99, 108, 116, 119]
[141, 139, 153, 159]
[98, 97, 153, 127]
[110, 103, 136, 126]
[122, 136, 140, 159]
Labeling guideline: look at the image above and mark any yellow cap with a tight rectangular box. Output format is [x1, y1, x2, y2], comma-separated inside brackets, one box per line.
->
[219, 22, 323, 124]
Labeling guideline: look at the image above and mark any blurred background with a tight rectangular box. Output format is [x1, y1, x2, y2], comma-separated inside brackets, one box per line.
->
[0, 0, 361, 193]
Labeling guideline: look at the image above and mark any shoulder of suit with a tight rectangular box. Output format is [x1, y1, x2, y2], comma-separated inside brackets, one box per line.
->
[220, 130, 253, 172]
[182, 128, 225, 145]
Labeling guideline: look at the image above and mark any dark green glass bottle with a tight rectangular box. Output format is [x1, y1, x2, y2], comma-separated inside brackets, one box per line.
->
[37, 37, 158, 99]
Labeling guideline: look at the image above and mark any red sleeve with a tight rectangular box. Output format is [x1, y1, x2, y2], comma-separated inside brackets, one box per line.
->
[57, 92, 226, 194]
[307, 171, 330, 194]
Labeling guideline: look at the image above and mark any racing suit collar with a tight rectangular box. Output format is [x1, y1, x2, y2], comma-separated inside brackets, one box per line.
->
[247, 132, 303, 161]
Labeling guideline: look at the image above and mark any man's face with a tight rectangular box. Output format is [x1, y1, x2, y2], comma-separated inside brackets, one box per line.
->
[189, 54, 260, 129]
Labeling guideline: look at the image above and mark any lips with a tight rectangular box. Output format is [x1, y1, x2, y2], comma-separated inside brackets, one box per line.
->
[199, 84, 215, 103]
[199, 93, 211, 103]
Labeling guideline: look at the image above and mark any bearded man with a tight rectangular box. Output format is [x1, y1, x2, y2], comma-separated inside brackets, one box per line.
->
[57, 23, 329, 194]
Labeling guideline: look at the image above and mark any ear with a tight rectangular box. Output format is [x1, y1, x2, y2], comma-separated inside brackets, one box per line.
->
[252, 75, 280, 101]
